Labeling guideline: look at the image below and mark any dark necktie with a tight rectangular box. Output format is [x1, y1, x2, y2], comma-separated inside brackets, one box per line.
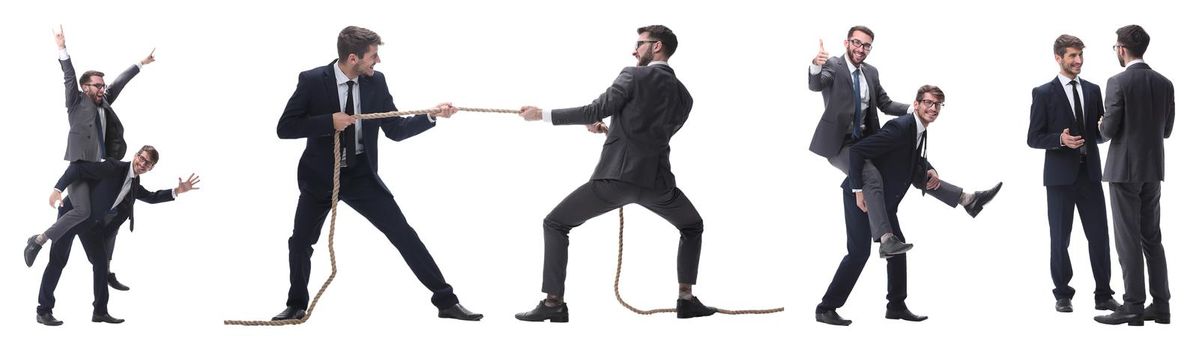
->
[95, 110, 107, 159]
[917, 130, 928, 195]
[128, 176, 139, 231]
[1069, 80, 1087, 155]
[852, 69, 863, 139]
[341, 81, 358, 168]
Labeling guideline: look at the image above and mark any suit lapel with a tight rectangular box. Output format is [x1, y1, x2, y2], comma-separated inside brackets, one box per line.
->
[323, 62, 341, 114]
[359, 75, 374, 114]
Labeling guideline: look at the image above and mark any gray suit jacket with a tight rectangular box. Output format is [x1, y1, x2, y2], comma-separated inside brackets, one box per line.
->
[808, 55, 909, 158]
[551, 64, 692, 189]
[61, 58, 138, 162]
[1099, 62, 1175, 183]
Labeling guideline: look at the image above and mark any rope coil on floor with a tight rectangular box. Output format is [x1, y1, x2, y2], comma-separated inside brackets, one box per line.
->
[613, 207, 786, 315]
[224, 107, 517, 326]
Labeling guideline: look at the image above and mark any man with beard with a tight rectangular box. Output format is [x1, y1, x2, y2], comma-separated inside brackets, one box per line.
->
[25, 25, 157, 294]
[1027, 34, 1121, 314]
[808, 26, 1002, 259]
[513, 25, 717, 322]
[1095, 24, 1175, 327]
[271, 26, 482, 322]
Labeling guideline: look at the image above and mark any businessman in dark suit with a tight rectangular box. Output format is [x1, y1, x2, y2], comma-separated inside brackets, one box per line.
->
[25, 26, 157, 292]
[36, 145, 199, 326]
[816, 85, 957, 326]
[1095, 25, 1174, 326]
[513, 25, 716, 322]
[271, 26, 480, 322]
[1027, 35, 1121, 314]
[809, 26, 1001, 258]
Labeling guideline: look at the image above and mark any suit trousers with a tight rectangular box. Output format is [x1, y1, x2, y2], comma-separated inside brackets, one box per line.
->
[1045, 165, 1114, 302]
[828, 143, 963, 240]
[37, 217, 115, 315]
[1109, 181, 1171, 313]
[286, 156, 459, 310]
[42, 178, 93, 241]
[541, 179, 704, 296]
[817, 190, 908, 313]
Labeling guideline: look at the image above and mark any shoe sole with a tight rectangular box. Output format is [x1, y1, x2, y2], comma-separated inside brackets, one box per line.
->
[439, 315, 484, 321]
[515, 315, 568, 323]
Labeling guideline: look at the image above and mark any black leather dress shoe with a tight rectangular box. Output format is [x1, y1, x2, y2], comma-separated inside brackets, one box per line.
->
[677, 297, 718, 319]
[1055, 298, 1073, 313]
[25, 235, 43, 267]
[92, 313, 125, 324]
[815, 310, 851, 326]
[514, 300, 569, 323]
[964, 182, 1003, 218]
[1095, 298, 1122, 312]
[37, 313, 63, 326]
[1143, 304, 1170, 324]
[885, 308, 928, 322]
[108, 272, 131, 291]
[1095, 310, 1143, 326]
[271, 307, 306, 321]
[438, 303, 483, 321]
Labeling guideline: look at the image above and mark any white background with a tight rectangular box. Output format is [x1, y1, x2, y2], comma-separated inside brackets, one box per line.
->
[0, 0, 1192, 348]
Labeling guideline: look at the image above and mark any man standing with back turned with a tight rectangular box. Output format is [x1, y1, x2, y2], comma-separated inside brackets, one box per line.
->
[1094, 24, 1174, 327]
[514, 25, 718, 322]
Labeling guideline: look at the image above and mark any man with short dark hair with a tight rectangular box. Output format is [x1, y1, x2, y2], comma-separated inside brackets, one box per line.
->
[1027, 34, 1121, 314]
[809, 26, 1002, 258]
[25, 26, 157, 295]
[272, 25, 482, 322]
[513, 25, 717, 322]
[35, 146, 200, 326]
[1095, 24, 1174, 326]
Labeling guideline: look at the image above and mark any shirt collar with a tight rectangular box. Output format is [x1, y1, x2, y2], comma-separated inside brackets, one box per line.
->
[1127, 58, 1146, 67]
[127, 162, 138, 179]
[844, 54, 861, 74]
[915, 114, 927, 135]
[333, 60, 357, 86]
[1057, 74, 1080, 87]
[648, 61, 668, 67]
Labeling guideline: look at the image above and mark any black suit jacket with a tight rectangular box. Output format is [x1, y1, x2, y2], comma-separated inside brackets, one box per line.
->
[846, 115, 933, 212]
[54, 160, 175, 231]
[1099, 62, 1175, 183]
[808, 56, 910, 158]
[1027, 77, 1105, 186]
[277, 61, 436, 196]
[550, 64, 692, 189]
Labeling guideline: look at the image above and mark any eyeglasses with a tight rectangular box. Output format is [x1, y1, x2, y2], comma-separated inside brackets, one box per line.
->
[136, 154, 156, 170]
[849, 39, 873, 51]
[1112, 44, 1124, 51]
[635, 40, 659, 49]
[83, 83, 107, 90]
[919, 99, 944, 109]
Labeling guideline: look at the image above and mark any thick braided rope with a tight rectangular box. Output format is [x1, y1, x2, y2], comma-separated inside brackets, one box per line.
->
[613, 207, 786, 315]
[225, 108, 517, 326]
[354, 108, 520, 120]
